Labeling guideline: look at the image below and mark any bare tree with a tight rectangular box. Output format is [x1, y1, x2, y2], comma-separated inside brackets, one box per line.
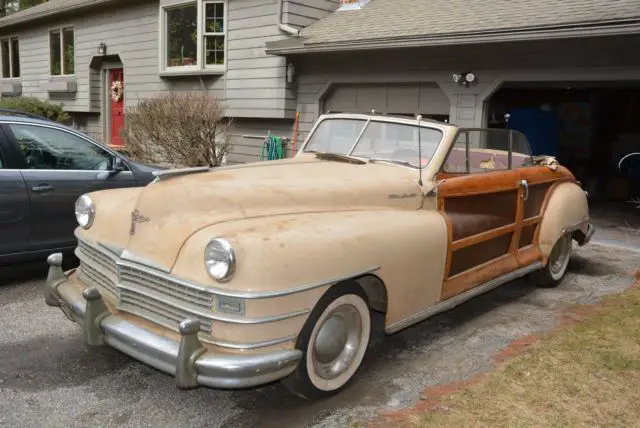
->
[121, 91, 233, 168]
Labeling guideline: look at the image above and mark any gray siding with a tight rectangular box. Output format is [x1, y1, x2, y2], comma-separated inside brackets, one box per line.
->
[227, 118, 296, 164]
[283, 0, 339, 29]
[3, 0, 324, 120]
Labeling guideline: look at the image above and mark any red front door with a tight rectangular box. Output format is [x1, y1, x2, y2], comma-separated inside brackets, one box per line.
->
[110, 69, 125, 147]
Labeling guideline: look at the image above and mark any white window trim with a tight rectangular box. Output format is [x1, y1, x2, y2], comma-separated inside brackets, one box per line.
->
[159, 0, 227, 76]
[0, 35, 20, 80]
[48, 26, 75, 78]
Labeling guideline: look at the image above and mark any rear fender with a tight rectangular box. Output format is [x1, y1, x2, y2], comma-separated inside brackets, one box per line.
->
[538, 181, 590, 259]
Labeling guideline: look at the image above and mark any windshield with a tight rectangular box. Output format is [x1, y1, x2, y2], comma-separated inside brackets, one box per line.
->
[304, 118, 443, 168]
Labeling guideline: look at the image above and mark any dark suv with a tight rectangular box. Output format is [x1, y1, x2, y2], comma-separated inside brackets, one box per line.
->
[0, 109, 160, 266]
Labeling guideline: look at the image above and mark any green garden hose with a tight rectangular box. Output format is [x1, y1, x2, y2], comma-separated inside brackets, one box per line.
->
[260, 134, 287, 160]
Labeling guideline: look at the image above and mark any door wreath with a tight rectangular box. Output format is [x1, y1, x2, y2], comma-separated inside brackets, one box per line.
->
[111, 80, 124, 102]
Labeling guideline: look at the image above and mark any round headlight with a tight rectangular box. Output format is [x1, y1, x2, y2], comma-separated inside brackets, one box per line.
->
[75, 194, 95, 229]
[204, 238, 235, 282]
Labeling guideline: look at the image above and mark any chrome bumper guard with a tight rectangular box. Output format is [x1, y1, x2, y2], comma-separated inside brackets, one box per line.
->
[44, 253, 302, 390]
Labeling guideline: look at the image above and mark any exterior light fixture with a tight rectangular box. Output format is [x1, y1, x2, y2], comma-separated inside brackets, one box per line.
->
[453, 72, 477, 87]
[98, 42, 107, 56]
[286, 62, 295, 84]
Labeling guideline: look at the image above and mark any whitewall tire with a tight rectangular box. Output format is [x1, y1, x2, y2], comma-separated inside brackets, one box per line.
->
[284, 282, 371, 399]
[531, 233, 573, 288]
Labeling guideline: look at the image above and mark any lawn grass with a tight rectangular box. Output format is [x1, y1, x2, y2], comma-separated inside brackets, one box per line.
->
[412, 285, 640, 428]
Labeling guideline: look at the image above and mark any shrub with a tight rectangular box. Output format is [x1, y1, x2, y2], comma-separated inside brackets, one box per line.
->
[121, 92, 233, 168]
[0, 96, 71, 123]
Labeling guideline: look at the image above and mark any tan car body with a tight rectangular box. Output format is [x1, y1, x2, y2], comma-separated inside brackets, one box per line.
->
[44, 113, 593, 395]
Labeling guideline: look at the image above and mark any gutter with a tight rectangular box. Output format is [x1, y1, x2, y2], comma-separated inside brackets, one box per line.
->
[266, 18, 640, 55]
[277, 0, 300, 37]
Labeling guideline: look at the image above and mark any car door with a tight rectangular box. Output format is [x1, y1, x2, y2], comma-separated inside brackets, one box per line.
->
[0, 128, 31, 258]
[435, 129, 527, 300]
[3, 121, 138, 252]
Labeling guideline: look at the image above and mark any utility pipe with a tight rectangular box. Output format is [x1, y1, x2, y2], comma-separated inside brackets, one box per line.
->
[277, 0, 300, 36]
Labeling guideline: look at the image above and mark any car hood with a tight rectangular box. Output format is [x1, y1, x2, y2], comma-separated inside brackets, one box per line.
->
[122, 156, 423, 270]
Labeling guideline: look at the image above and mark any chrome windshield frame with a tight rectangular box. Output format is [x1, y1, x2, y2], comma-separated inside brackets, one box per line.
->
[298, 113, 451, 170]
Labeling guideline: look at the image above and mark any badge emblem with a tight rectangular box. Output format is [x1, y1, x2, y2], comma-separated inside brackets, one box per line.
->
[129, 209, 150, 236]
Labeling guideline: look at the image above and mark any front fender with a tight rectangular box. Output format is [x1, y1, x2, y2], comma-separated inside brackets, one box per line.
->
[172, 209, 449, 330]
[538, 181, 590, 258]
[76, 186, 143, 248]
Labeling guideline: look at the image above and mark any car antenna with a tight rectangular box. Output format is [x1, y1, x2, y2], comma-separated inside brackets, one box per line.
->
[416, 114, 423, 186]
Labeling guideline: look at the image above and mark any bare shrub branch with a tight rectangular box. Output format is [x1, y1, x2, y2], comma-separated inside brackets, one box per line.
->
[121, 92, 233, 168]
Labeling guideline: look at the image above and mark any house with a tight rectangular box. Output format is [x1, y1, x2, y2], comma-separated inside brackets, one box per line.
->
[266, 0, 640, 204]
[0, 0, 340, 163]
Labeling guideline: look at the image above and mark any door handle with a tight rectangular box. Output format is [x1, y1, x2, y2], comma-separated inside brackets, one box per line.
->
[519, 179, 529, 201]
[31, 184, 54, 193]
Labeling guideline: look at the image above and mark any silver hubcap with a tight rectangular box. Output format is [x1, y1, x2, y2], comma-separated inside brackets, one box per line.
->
[312, 305, 362, 380]
[549, 234, 571, 277]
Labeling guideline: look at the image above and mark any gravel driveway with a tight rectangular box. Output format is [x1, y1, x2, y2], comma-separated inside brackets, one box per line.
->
[1, 242, 638, 428]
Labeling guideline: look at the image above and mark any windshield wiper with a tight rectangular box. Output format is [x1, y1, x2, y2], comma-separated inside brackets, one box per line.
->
[368, 157, 419, 168]
[309, 150, 366, 165]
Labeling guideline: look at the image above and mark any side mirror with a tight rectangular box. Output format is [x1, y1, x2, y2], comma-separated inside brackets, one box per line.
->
[114, 156, 125, 171]
[108, 156, 126, 177]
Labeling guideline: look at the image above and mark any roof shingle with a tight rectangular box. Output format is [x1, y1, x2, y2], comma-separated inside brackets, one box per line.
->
[300, 0, 640, 46]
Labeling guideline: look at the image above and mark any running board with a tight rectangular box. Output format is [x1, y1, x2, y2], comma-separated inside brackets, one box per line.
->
[385, 262, 543, 334]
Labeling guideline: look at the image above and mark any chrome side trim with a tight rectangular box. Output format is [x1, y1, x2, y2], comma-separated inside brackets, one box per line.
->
[201, 334, 298, 350]
[385, 262, 543, 334]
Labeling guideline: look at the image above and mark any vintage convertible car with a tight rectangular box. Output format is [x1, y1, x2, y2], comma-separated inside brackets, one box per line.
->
[44, 112, 594, 399]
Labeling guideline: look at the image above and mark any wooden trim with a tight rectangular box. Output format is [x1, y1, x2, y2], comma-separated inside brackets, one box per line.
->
[437, 170, 519, 198]
[522, 215, 542, 227]
[509, 180, 525, 254]
[452, 223, 517, 251]
[517, 245, 542, 266]
[442, 211, 454, 279]
[442, 254, 519, 300]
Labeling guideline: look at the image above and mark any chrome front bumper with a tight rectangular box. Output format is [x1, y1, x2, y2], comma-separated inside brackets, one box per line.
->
[44, 253, 302, 390]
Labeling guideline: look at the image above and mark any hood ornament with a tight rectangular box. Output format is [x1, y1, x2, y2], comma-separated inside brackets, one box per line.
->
[130, 209, 150, 236]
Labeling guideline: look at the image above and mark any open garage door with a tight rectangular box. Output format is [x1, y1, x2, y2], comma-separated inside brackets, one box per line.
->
[487, 81, 640, 208]
[323, 83, 450, 121]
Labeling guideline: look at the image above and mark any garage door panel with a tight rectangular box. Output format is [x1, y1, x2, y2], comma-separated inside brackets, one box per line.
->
[324, 83, 450, 116]
[325, 86, 357, 112]
[420, 84, 451, 115]
[387, 84, 420, 114]
[356, 85, 387, 113]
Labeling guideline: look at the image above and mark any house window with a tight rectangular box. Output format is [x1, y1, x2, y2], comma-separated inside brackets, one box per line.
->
[162, 1, 226, 73]
[50, 27, 75, 76]
[0, 37, 20, 79]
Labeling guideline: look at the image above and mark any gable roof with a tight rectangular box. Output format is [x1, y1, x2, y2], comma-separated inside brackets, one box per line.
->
[0, 0, 123, 30]
[266, 0, 640, 55]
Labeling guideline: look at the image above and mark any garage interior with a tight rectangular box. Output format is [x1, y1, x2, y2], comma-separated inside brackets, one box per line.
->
[487, 82, 640, 218]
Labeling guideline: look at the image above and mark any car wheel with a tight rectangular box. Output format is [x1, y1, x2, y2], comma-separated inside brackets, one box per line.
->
[531, 233, 573, 288]
[283, 282, 371, 400]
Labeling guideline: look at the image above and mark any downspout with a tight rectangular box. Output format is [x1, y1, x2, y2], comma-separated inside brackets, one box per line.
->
[277, 0, 300, 36]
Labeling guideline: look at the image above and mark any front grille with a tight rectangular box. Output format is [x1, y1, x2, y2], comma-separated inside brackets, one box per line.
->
[75, 238, 214, 333]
